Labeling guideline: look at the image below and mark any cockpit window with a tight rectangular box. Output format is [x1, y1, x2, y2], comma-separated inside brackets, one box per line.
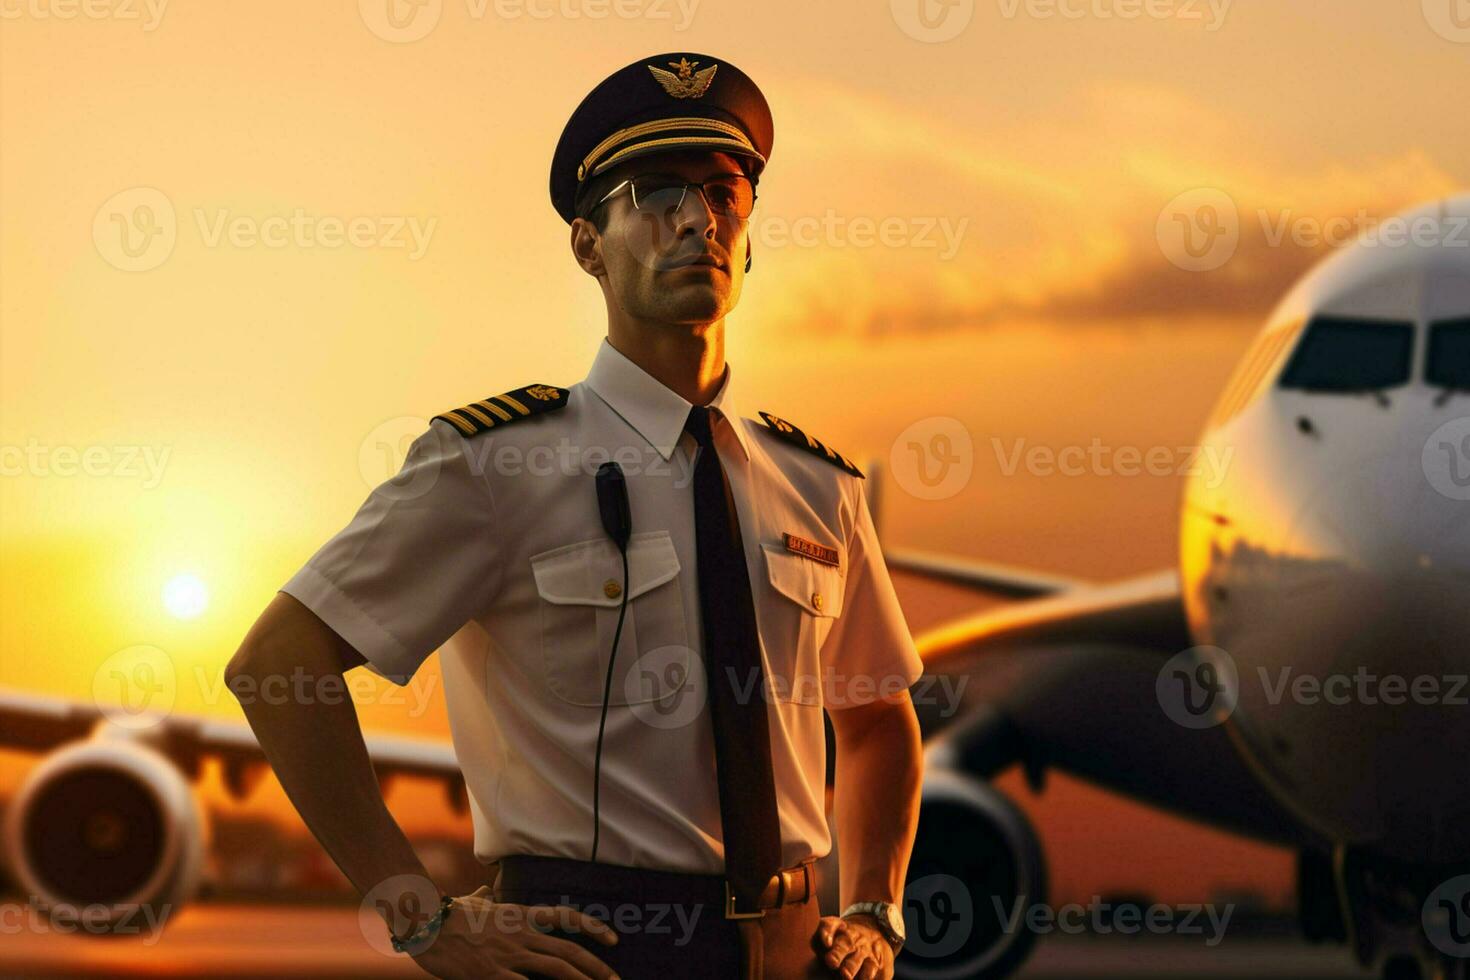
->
[1278, 316, 1414, 392]
[1427, 317, 1470, 390]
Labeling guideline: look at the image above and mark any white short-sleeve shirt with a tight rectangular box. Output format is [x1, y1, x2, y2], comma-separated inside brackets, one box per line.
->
[281, 338, 924, 873]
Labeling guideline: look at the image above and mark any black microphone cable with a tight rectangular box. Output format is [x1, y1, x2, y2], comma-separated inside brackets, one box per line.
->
[591, 461, 631, 863]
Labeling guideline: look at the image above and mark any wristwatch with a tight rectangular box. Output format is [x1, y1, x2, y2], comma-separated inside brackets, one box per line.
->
[840, 900, 906, 954]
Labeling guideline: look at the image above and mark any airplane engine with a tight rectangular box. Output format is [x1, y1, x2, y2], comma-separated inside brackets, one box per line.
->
[3, 736, 207, 933]
[896, 768, 1048, 980]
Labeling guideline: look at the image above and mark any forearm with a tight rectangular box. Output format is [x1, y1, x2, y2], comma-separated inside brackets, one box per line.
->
[225, 592, 438, 936]
[831, 695, 925, 911]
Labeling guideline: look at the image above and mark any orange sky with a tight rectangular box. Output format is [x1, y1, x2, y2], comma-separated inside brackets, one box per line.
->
[2, 0, 1467, 905]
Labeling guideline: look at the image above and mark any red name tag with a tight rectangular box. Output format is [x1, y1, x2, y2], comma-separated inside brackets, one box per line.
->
[783, 532, 840, 568]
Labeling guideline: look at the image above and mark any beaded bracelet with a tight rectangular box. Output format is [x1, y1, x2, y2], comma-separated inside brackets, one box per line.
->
[389, 894, 457, 955]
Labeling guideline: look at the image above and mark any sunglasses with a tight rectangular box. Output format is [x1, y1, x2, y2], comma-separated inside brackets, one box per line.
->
[592, 172, 757, 220]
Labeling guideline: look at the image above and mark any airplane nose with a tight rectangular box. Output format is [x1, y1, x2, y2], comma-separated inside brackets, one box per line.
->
[1252, 442, 1470, 860]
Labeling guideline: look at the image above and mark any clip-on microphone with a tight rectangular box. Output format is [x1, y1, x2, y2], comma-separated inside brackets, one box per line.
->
[590, 461, 631, 862]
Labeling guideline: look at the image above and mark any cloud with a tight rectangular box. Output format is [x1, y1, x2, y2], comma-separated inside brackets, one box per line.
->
[758, 79, 1461, 336]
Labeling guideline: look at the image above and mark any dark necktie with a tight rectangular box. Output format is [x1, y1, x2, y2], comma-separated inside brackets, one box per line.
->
[683, 404, 782, 911]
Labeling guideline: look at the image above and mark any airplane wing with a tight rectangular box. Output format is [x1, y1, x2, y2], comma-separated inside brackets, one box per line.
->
[0, 686, 467, 811]
[915, 567, 1188, 657]
[885, 548, 1089, 599]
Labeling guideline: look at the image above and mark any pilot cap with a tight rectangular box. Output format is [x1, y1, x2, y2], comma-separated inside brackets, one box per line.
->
[550, 52, 774, 225]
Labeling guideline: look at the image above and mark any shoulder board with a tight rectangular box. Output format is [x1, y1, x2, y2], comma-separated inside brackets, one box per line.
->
[434, 383, 569, 437]
[756, 411, 864, 479]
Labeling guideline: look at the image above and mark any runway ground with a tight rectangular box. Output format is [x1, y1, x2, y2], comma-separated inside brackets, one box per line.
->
[0, 902, 1370, 979]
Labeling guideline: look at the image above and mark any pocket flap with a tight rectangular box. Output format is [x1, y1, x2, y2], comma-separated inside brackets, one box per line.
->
[761, 541, 844, 618]
[531, 531, 681, 607]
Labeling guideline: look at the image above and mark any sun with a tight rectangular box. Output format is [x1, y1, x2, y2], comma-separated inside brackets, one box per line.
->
[162, 573, 209, 620]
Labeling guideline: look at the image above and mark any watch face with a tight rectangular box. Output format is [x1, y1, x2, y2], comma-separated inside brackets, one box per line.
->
[883, 902, 907, 942]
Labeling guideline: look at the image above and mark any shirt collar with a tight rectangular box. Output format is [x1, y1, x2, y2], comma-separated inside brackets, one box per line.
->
[582, 337, 753, 462]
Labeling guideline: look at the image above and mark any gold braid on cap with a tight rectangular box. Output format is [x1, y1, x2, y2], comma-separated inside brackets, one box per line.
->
[577, 116, 759, 182]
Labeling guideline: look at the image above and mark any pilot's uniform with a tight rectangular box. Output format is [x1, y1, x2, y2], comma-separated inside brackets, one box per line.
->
[280, 52, 923, 979]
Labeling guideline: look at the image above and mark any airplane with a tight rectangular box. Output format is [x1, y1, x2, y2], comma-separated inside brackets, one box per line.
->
[0, 685, 464, 931]
[0, 194, 1464, 979]
[886, 194, 1470, 980]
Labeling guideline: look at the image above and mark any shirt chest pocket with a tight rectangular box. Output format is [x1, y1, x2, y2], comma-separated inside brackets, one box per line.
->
[530, 530, 692, 707]
[759, 541, 845, 706]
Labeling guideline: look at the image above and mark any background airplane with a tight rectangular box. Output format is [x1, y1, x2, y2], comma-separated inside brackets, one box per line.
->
[0, 685, 462, 934]
[890, 195, 1470, 980]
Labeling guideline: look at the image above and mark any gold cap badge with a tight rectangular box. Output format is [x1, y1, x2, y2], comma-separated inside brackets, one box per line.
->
[647, 57, 718, 99]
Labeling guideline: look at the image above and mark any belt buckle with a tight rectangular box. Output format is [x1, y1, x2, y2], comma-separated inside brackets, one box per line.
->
[723, 881, 766, 920]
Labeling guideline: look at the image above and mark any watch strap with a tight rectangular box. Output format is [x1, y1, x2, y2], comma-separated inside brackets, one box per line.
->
[841, 901, 904, 952]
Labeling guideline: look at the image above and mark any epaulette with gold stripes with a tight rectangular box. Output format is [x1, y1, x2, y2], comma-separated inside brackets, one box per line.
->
[756, 411, 864, 479]
[433, 384, 569, 437]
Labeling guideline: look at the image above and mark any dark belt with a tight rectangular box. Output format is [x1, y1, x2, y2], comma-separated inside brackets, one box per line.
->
[495, 853, 817, 920]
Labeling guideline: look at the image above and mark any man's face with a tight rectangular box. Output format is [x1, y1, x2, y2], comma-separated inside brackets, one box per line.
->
[575, 149, 753, 327]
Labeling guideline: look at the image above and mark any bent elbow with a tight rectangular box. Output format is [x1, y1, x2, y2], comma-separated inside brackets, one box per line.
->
[224, 643, 262, 703]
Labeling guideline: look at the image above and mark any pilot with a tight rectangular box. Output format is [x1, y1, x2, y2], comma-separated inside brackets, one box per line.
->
[227, 52, 925, 979]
